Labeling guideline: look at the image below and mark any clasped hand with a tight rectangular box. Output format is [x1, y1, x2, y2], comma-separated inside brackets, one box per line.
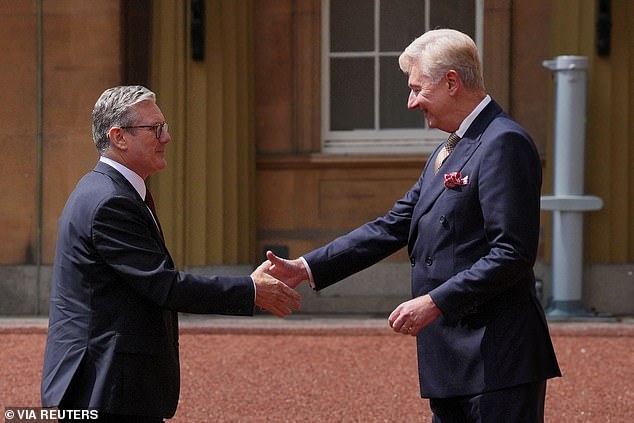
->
[265, 250, 309, 289]
[251, 250, 309, 317]
[251, 260, 301, 318]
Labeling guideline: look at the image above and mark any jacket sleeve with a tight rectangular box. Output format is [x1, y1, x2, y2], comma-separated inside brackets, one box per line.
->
[303, 177, 423, 290]
[92, 195, 254, 316]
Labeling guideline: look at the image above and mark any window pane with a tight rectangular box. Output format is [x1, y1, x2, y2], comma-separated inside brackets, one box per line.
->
[330, 0, 374, 52]
[430, 0, 476, 40]
[330, 58, 374, 130]
[380, 56, 425, 129]
[380, 0, 426, 52]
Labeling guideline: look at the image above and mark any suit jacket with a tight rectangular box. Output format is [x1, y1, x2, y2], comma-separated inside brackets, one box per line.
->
[41, 162, 255, 418]
[303, 99, 561, 398]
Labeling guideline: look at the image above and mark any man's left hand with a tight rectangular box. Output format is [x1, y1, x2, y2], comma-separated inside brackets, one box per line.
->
[388, 294, 441, 336]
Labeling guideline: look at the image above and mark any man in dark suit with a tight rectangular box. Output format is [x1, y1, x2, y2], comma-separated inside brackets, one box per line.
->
[266, 29, 560, 422]
[41, 85, 301, 422]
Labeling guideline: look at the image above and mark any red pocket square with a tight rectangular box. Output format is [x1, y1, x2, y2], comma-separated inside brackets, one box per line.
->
[444, 172, 469, 189]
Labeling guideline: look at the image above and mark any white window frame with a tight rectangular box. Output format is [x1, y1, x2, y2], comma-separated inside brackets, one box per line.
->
[321, 0, 484, 154]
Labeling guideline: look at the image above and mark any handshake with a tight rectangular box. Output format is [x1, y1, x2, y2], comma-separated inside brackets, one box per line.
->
[251, 251, 440, 336]
[250, 250, 308, 318]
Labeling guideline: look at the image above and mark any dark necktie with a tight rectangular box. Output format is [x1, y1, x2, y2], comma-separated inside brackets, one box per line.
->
[434, 133, 461, 174]
[144, 188, 165, 241]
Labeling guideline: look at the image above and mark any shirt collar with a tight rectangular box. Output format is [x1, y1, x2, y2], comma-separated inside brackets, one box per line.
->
[99, 156, 146, 200]
[454, 95, 491, 138]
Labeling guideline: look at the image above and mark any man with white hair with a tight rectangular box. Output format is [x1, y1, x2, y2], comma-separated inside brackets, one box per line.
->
[267, 29, 560, 422]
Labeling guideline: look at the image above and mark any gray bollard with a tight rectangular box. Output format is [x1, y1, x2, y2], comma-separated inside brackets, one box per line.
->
[541, 56, 603, 319]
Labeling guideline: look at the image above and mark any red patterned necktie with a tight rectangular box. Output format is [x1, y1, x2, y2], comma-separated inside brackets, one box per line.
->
[434, 132, 461, 174]
[145, 188, 165, 241]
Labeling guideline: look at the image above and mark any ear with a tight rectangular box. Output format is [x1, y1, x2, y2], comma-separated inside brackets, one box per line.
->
[108, 127, 128, 151]
[445, 70, 460, 95]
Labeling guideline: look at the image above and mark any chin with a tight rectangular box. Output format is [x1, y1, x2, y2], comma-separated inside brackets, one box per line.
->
[155, 161, 167, 172]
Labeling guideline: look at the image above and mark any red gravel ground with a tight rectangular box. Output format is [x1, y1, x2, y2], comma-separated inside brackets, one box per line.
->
[1, 317, 633, 422]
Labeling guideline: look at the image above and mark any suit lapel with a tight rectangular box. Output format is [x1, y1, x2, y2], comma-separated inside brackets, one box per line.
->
[408, 100, 503, 246]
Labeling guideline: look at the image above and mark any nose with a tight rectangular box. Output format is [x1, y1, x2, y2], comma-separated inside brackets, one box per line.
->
[159, 128, 171, 144]
[407, 90, 419, 110]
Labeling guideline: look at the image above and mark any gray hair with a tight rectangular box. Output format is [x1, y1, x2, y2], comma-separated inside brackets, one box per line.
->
[398, 29, 485, 91]
[92, 85, 156, 154]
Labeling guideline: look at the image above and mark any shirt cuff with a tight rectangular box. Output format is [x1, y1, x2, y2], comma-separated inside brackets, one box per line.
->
[299, 256, 315, 289]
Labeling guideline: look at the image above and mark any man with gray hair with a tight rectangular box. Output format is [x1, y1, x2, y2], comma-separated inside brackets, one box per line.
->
[41, 85, 301, 422]
[267, 29, 560, 422]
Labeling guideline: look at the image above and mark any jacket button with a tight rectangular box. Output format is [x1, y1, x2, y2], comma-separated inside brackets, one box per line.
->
[425, 256, 433, 266]
[439, 216, 447, 225]
[409, 257, 415, 266]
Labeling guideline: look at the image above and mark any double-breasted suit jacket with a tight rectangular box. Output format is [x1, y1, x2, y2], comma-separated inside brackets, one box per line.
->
[303, 99, 560, 398]
[41, 162, 255, 418]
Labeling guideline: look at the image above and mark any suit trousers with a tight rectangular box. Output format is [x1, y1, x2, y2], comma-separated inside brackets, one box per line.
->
[429, 380, 547, 423]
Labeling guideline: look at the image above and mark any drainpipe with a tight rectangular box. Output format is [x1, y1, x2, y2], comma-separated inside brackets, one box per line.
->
[35, 0, 44, 315]
[541, 56, 603, 319]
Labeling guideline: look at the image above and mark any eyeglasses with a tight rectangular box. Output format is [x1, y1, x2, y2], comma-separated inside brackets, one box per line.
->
[120, 122, 168, 139]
